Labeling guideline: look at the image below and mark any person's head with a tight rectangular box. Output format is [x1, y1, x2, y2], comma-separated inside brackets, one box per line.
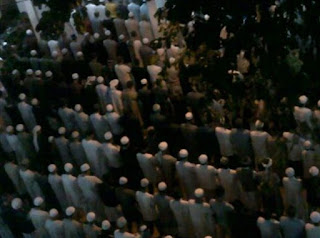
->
[80, 163, 91, 175]
[194, 188, 204, 203]
[158, 182, 167, 194]
[286, 206, 296, 218]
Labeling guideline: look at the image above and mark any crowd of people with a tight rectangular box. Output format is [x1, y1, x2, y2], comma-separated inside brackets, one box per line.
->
[1, 0, 320, 238]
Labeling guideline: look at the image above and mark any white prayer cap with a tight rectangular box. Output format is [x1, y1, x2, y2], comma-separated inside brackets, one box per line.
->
[140, 225, 147, 232]
[255, 120, 264, 129]
[26, 69, 33, 75]
[179, 149, 188, 158]
[33, 125, 41, 133]
[169, 57, 176, 64]
[31, 98, 39, 106]
[142, 38, 149, 44]
[299, 95, 308, 105]
[317, 100, 320, 108]
[164, 236, 173, 238]
[128, 12, 134, 18]
[86, 212, 96, 222]
[310, 211, 320, 223]
[6, 126, 14, 133]
[33, 197, 44, 207]
[119, 176, 128, 185]
[158, 141, 168, 151]
[157, 48, 165, 56]
[45, 71, 53, 78]
[74, 104, 82, 112]
[110, 79, 119, 88]
[158, 182, 167, 191]
[120, 136, 129, 145]
[97, 76, 104, 83]
[304, 140, 312, 149]
[104, 131, 113, 140]
[102, 220, 111, 230]
[35, 70, 42, 76]
[153, 104, 161, 112]
[76, 51, 84, 57]
[309, 166, 319, 176]
[80, 163, 90, 172]
[106, 104, 113, 112]
[72, 131, 80, 138]
[194, 188, 204, 198]
[204, 14, 210, 21]
[93, 33, 100, 39]
[58, 127, 66, 135]
[49, 208, 59, 218]
[116, 217, 127, 228]
[285, 167, 295, 177]
[19, 93, 26, 101]
[61, 48, 68, 55]
[51, 51, 58, 58]
[144, 153, 153, 159]
[105, 30, 111, 36]
[65, 206, 75, 216]
[72, 73, 79, 80]
[204, 236, 212, 238]
[141, 78, 148, 85]
[11, 198, 22, 210]
[119, 34, 125, 40]
[282, 132, 293, 141]
[48, 136, 54, 143]
[185, 112, 193, 120]
[30, 50, 37, 56]
[26, 29, 33, 35]
[262, 158, 273, 168]
[64, 163, 73, 173]
[198, 154, 208, 164]
[48, 164, 57, 173]
[140, 178, 149, 187]
[16, 124, 24, 132]
[12, 69, 19, 75]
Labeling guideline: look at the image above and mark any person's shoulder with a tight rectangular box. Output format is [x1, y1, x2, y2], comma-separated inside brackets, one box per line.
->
[305, 223, 315, 230]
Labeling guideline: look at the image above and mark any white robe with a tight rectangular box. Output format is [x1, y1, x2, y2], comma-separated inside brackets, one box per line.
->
[195, 164, 218, 190]
[47, 40, 61, 56]
[125, 19, 140, 39]
[305, 223, 320, 238]
[110, 88, 124, 115]
[250, 130, 270, 161]
[61, 174, 83, 207]
[6, 134, 25, 163]
[147, 65, 162, 84]
[100, 142, 122, 169]
[90, 113, 110, 142]
[127, 2, 140, 21]
[293, 106, 313, 129]
[215, 127, 234, 157]
[133, 40, 143, 67]
[114, 230, 136, 238]
[139, 20, 154, 41]
[4, 162, 26, 195]
[81, 139, 103, 177]
[302, 150, 316, 179]
[282, 176, 304, 218]
[18, 102, 37, 132]
[44, 219, 64, 238]
[136, 191, 158, 221]
[115, 64, 132, 89]
[95, 5, 107, 21]
[176, 161, 197, 199]
[74, 112, 90, 136]
[104, 112, 123, 136]
[217, 168, 239, 202]
[19, 169, 43, 199]
[86, 3, 96, 22]
[29, 208, 50, 230]
[48, 173, 68, 209]
[139, 3, 149, 20]
[96, 84, 108, 108]
[58, 107, 76, 132]
[136, 153, 160, 185]
[55, 137, 72, 164]
[256, 217, 281, 238]
[170, 199, 194, 238]
[62, 219, 85, 238]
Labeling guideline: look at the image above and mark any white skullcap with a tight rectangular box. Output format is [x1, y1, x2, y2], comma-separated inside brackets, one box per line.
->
[142, 38, 149, 44]
[30, 50, 37, 56]
[204, 236, 212, 238]
[153, 104, 161, 112]
[74, 104, 82, 112]
[33, 197, 44, 207]
[58, 127, 66, 135]
[317, 100, 320, 108]
[48, 164, 57, 173]
[140, 78, 148, 85]
[119, 176, 128, 185]
[169, 57, 176, 64]
[45, 71, 53, 78]
[194, 188, 204, 198]
[76, 51, 84, 57]
[120, 136, 129, 145]
[12, 69, 19, 75]
[157, 48, 165, 56]
[51, 51, 58, 58]
[110, 79, 119, 88]
[204, 14, 210, 21]
[6, 126, 14, 133]
[33, 125, 41, 133]
[80, 163, 90, 172]
[16, 124, 24, 132]
[282, 132, 293, 141]
[158, 141, 168, 151]
[255, 120, 264, 129]
[106, 104, 113, 112]
[185, 112, 193, 120]
[48, 136, 54, 143]
[198, 154, 208, 164]
[49, 208, 59, 218]
[31, 98, 39, 106]
[304, 140, 312, 149]
[93, 33, 100, 39]
[86, 212, 96, 222]
[117, 217, 127, 228]
[61, 48, 68, 55]
[102, 220, 111, 230]
[140, 178, 149, 187]
[144, 153, 153, 159]
[140, 225, 147, 232]
[72, 131, 80, 138]
[65, 206, 75, 216]
[105, 30, 111, 36]
[164, 236, 173, 238]
[11, 198, 22, 210]
[19, 93, 26, 101]
[179, 149, 188, 158]
[158, 182, 167, 191]
[299, 95, 308, 105]
[25, 68, 33, 76]
[309, 166, 319, 176]
[26, 29, 33, 35]
[310, 211, 320, 223]
[128, 12, 134, 18]
[285, 167, 295, 177]
[72, 73, 79, 80]
[35, 70, 42, 76]
[119, 34, 125, 40]
[104, 132, 113, 140]
[64, 163, 73, 173]
[262, 158, 273, 168]
[97, 76, 104, 83]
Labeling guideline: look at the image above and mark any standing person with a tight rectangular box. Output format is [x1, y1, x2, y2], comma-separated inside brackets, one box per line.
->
[114, 16, 129, 40]
[180, 113, 198, 162]
[293, 95, 313, 132]
[29, 197, 50, 237]
[256, 212, 281, 238]
[5, 126, 25, 164]
[74, 104, 91, 137]
[304, 166, 320, 211]
[17, 93, 37, 132]
[4, 157, 26, 195]
[96, 76, 108, 111]
[115, 58, 132, 89]
[54, 127, 73, 164]
[90, 105, 110, 142]
[138, 79, 153, 124]
[139, 0, 149, 20]
[62, 207, 86, 238]
[139, 18, 154, 42]
[125, 12, 141, 40]
[104, 104, 123, 139]
[69, 131, 88, 167]
[45, 209, 64, 238]
[99, 220, 113, 238]
[83, 212, 102, 238]
[280, 206, 305, 238]
[103, 30, 118, 65]
[114, 217, 136, 238]
[16, 124, 36, 161]
[136, 153, 160, 188]
[139, 38, 154, 67]
[305, 211, 320, 238]
[215, 125, 234, 159]
[48, 164, 68, 210]
[108, 79, 124, 115]
[302, 140, 316, 179]
[127, 0, 140, 20]
[58, 102, 76, 133]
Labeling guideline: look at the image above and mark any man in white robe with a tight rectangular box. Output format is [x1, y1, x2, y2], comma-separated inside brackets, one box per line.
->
[215, 126, 234, 157]
[115, 61, 132, 89]
[137, 153, 161, 187]
[48, 164, 68, 210]
[62, 207, 86, 238]
[139, 18, 154, 41]
[125, 12, 141, 40]
[108, 79, 124, 115]
[4, 157, 26, 195]
[58, 104, 76, 133]
[17, 93, 37, 132]
[293, 95, 313, 130]
[305, 211, 320, 238]
[90, 107, 110, 142]
[127, 0, 140, 21]
[29, 197, 50, 238]
[74, 104, 91, 136]
[83, 212, 101, 238]
[5, 126, 25, 163]
[95, 76, 108, 111]
[69, 131, 88, 166]
[44, 209, 64, 238]
[55, 127, 73, 164]
[104, 104, 123, 137]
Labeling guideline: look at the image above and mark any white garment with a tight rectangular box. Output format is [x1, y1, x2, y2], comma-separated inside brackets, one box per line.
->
[115, 64, 132, 89]
[47, 40, 61, 56]
[74, 112, 90, 135]
[305, 223, 320, 238]
[195, 164, 218, 190]
[125, 19, 140, 39]
[133, 40, 143, 67]
[5, 134, 25, 162]
[110, 88, 124, 115]
[215, 127, 234, 157]
[170, 199, 194, 238]
[139, 20, 154, 41]
[61, 174, 83, 207]
[95, 4, 107, 21]
[90, 113, 110, 141]
[302, 150, 316, 178]
[139, 3, 149, 20]
[147, 65, 162, 84]
[257, 217, 281, 238]
[96, 84, 108, 107]
[18, 102, 37, 132]
[282, 177, 304, 218]
[62, 219, 85, 238]
[104, 111, 123, 135]
[19, 169, 43, 199]
[136, 191, 158, 221]
[136, 153, 160, 184]
[114, 230, 136, 238]
[250, 130, 270, 161]
[58, 107, 76, 132]
[45, 219, 64, 238]
[86, 3, 97, 22]
[81, 139, 103, 177]
[293, 106, 313, 128]
[176, 161, 197, 198]
[127, 2, 140, 20]
[217, 168, 238, 202]
[55, 137, 72, 164]
[4, 162, 26, 194]
[100, 142, 122, 169]
[48, 173, 68, 209]
[29, 208, 50, 230]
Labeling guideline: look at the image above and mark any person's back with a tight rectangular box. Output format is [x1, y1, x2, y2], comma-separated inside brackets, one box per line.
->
[280, 216, 304, 238]
[306, 224, 320, 238]
[257, 216, 281, 238]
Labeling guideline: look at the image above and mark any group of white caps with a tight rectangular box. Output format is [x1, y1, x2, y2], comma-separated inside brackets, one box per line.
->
[13, 68, 53, 78]
[298, 94, 320, 107]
